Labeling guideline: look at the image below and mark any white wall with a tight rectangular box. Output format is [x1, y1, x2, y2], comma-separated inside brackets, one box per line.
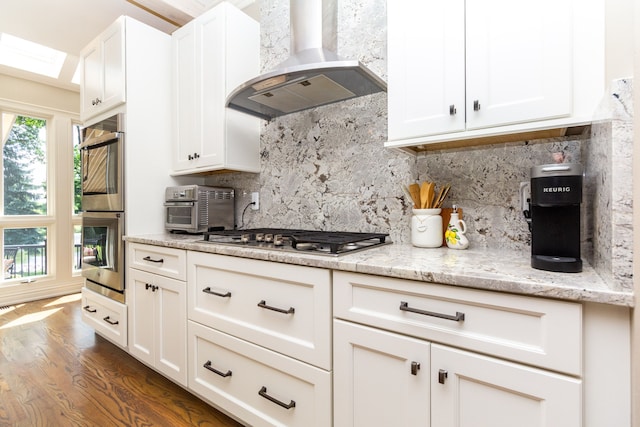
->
[0, 74, 79, 114]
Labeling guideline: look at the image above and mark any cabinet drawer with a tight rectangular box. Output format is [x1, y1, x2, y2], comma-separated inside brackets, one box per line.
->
[188, 252, 332, 370]
[334, 271, 582, 375]
[81, 287, 127, 348]
[128, 243, 186, 280]
[188, 321, 331, 427]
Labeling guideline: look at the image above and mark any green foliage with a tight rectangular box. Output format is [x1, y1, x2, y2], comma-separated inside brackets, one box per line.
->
[73, 125, 82, 214]
[3, 115, 47, 245]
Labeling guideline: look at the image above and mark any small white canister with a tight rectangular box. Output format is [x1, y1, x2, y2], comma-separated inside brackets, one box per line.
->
[411, 208, 443, 248]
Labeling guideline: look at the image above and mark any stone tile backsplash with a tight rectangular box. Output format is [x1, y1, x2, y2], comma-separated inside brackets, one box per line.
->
[205, 1, 632, 291]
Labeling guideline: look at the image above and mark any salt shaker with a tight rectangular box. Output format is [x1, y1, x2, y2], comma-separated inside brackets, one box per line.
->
[445, 205, 469, 249]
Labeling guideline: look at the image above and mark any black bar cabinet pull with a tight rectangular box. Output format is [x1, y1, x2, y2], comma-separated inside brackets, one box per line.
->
[202, 287, 231, 298]
[257, 300, 295, 314]
[203, 361, 232, 377]
[142, 256, 164, 263]
[399, 301, 465, 322]
[103, 316, 119, 325]
[83, 305, 97, 313]
[258, 386, 296, 409]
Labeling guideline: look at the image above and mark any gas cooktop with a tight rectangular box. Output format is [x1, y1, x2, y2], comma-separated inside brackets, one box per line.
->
[202, 228, 390, 256]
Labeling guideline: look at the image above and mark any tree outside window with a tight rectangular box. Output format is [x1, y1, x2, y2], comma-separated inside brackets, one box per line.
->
[2, 113, 48, 279]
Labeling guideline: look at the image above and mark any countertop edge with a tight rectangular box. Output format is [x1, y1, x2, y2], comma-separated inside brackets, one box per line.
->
[124, 234, 635, 307]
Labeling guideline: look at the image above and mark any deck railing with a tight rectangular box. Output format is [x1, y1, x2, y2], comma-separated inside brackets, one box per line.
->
[3, 243, 48, 279]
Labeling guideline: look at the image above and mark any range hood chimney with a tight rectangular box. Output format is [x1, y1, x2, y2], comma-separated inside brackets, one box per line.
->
[226, 0, 387, 120]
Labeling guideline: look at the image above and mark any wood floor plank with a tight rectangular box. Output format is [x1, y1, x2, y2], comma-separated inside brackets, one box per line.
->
[0, 294, 244, 427]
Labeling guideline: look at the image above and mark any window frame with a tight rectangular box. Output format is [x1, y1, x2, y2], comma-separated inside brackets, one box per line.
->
[0, 98, 81, 290]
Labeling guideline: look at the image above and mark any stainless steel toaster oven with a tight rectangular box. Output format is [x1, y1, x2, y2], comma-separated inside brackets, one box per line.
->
[164, 185, 234, 233]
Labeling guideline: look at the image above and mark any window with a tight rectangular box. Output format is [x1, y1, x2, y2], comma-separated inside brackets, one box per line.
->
[72, 123, 82, 272]
[73, 123, 82, 215]
[2, 112, 49, 281]
[2, 113, 47, 216]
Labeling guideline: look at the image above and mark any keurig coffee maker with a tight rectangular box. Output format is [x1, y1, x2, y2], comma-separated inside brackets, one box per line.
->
[530, 163, 583, 273]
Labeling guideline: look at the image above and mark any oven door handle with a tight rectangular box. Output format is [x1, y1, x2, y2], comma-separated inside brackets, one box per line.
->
[80, 131, 123, 149]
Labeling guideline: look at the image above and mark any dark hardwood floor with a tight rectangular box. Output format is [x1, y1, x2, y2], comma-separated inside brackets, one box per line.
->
[0, 294, 244, 427]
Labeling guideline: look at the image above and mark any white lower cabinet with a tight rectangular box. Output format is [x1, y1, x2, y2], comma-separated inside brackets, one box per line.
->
[187, 252, 332, 426]
[81, 287, 127, 348]
[127, 244, 187, 386]
[333, 271, 582, 427]
[128, 269, 187, 386]
[189, 320, 331, 427]
[333, 320, 431, 427]
[430, 344, 581, 427]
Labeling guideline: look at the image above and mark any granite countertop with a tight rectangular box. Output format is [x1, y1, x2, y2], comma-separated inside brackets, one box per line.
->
[124, 233, 635, 307]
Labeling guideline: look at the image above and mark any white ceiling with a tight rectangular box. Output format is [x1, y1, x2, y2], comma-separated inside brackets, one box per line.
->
[0, 0, 259, 92]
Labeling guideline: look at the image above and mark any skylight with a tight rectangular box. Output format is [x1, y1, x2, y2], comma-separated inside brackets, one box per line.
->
[0, 33, 66, 79]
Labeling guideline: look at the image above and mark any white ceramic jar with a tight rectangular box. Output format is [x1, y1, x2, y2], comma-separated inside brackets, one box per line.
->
[411, 208, 443, 247]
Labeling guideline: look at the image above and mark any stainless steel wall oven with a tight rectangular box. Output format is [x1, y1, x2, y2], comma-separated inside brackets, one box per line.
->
[81, 212, 125, 302]
[80, 114, 124, 211]
[80, 114, 126, 303]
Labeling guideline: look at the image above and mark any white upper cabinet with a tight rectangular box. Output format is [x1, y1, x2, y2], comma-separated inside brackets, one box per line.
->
[465, 0, 572, 130]
[387, 0, 466, 139]
[80, 17, 126, 122]
[171, 2, 261, 175]
[387, 0, 604, 153]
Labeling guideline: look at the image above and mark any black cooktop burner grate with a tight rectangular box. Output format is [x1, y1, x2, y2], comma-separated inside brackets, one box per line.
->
[202, 228, 389, 255]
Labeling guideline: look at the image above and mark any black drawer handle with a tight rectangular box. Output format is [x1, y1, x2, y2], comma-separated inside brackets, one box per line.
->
[203, 361, 232, 377]
[258, 386, 296, 409]
[83, 305, 97, 313]
[103, 316, 119, 325]
[258, 300, 295, 314]
[399, 301, 465, 322]
[142, 256, 164, 263]
[203, 287, 231, 298]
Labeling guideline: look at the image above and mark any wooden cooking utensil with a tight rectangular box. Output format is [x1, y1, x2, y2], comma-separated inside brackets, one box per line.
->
[426, 182, 435, 209]
[409, 183, 421, 208]
[434, 184, 451, 208]
[402, 185, 417, 206]
[420, 182, 430, 208]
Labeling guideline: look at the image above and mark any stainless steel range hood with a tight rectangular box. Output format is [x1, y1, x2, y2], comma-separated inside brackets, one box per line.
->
[226, 0, 387, 120]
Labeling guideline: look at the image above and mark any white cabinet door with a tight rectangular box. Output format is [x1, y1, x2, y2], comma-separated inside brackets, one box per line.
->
[333, 320, 431, 427]
[100, 21, 126, 113]
[172, 7, 225, 171]
[128, 269, 156, 365]
[128, 268, 187, 386]
[465, 0, 572, 130]
[172, 23, 200, 171]
[155, 272, 187, 385]
[431, 344, 582, 427]
[80, 41, 102, 118]
[171, 3, 260, 175]
[387, 0, 465, 140]
[387, 0, 574, 146]
[198, 8, 226, 169]
[79, 17, 125, 122]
